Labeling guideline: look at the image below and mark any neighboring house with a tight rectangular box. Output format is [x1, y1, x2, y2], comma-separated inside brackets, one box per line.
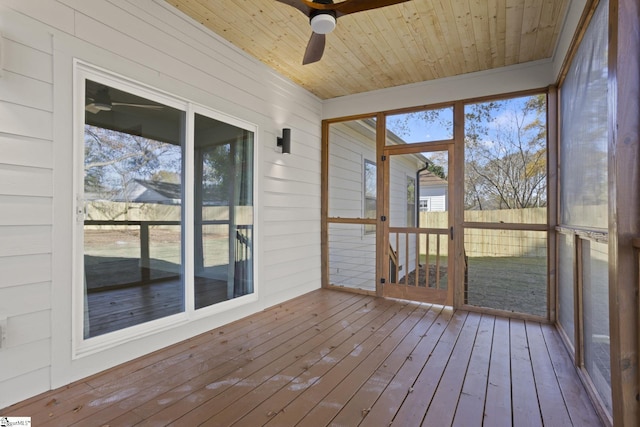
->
[419, 170, 448, 212]
[114, 179, 182, 205]
[109, 178, 228, 206]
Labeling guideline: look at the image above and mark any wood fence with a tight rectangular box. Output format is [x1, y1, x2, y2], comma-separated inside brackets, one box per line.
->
[421, 207, 547, 258]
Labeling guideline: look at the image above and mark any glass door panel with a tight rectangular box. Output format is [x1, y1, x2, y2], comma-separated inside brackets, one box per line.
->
[194, 113, 254, 309]
[83, 80, 185, 338]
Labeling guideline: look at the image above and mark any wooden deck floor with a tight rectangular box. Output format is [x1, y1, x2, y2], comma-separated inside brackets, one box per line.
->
[3, 289, 603, 426]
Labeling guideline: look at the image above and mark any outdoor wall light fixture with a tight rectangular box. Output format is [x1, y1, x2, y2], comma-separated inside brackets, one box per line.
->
[277, 128, 291, 154]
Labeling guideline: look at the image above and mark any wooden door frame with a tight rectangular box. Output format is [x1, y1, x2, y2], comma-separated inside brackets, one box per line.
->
[378, 136, 456, 306]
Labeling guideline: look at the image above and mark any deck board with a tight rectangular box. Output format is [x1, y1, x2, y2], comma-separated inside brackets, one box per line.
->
[526, 321, 573, 426]
[422, 311, 482, 426]
[207, 297, 404, 426]
[390, 310, 470, 426]
[540, 322, 603, 425]
[452, 314, 494, 427]
[510, 319, 544, 427]
[1, 289, 604, 427]
[484, 316, 514, 426]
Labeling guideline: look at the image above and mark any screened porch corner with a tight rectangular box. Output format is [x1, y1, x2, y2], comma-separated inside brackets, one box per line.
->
[2, 289, 603, 426]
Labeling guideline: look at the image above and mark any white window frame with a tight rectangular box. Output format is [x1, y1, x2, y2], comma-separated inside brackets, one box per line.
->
[72, 61, 258, 358]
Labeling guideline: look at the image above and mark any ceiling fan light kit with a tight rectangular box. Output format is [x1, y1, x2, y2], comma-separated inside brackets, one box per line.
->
[310, 11, 336, 34]
[91, 88, 114, 111]
[278, 0, 412, 64]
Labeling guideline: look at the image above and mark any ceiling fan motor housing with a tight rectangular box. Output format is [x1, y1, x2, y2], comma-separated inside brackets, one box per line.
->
[309, 9, 337, 34]
[92, 88, 113, 111]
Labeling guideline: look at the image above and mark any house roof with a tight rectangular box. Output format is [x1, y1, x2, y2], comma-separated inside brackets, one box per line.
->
[419, 170, 447, 187]
[112, 179, 229, 205]
[166, 0, 573, 100]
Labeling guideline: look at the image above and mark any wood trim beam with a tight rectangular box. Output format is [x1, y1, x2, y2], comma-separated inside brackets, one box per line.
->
[555, 226, 609, 243]
[453, 101, 465, 308]
[608, 0, 640, 424]
[556, 0, 601, 87]
[458, 87, 553, 108]
[382, 141, 453, 155]
[548, 86, 559, 323]
[321, 119, 330, 288]
[376, 112, 387, 296]
[327, 218, 377, 225]
[463, 222, 548, 231]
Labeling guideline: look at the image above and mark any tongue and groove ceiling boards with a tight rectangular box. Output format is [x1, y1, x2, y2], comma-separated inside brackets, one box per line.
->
[165, 0, 570, 100]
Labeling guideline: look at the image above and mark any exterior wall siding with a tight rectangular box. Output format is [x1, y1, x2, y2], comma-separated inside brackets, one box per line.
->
[0, 3, 55, 405]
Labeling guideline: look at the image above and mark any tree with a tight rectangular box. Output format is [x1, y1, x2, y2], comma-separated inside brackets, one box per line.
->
[84, 125, 180, 198]
[84, 125, 181, 221]
[388, 94, 547, 211]
[464, 95, 547, 210]
[426, 161, 446, 179]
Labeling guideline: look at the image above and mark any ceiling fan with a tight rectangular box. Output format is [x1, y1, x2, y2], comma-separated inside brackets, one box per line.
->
[85, 87, 164, 114]
[276, 0, 412, 64]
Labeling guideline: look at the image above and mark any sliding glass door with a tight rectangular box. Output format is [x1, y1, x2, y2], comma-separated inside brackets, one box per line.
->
[78, 65, 255, 342]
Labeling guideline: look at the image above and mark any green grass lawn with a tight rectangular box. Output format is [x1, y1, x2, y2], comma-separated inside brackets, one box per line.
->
[418, 254, 547, 317]
[466, 256, 547, 317]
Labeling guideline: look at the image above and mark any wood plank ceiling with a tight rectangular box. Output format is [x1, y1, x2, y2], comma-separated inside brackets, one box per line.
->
[166, 0, 571, 100]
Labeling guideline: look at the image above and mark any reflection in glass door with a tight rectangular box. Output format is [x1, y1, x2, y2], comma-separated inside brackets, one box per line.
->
[83, 79, 185, 338]
[81, 76, 254, 340]
[193, 114, 254, 309]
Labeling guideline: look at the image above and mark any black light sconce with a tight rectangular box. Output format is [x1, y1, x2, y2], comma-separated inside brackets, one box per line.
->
[277, 128, 291, 154]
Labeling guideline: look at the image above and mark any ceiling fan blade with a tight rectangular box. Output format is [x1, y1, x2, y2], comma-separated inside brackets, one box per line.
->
[274, 0, 310, 16]
[302, 32, 326, 65]
[334, 0, 411, 15]
[85, 103, 102, 114]
[112, 102, 164, 110]
[299, 0, 410, 15]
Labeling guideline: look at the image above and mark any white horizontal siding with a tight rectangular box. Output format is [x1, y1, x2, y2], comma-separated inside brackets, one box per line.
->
[0, 366, 50, 408]
[427, 195, 447, 212]
[0, 3, 55, 409]
[262, 192, 318, 209]
[0, 339, 50, 384]
[328, 122, 376, 218]
[0, 254, 51, 288]
[0, 71, 52, 110]
[0, 101, 52, 140]
[0, 134, 53, 169]
[0, 196, 52, 226]
[2, 38, 53, 82]
[0, 164, 53, 197]
[262, 206, 320, 223]
[262, 220, 321, 238]
[6, 310, 51, 348]
[0, 226, 51, 257]
[0, 282, 50, 317]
